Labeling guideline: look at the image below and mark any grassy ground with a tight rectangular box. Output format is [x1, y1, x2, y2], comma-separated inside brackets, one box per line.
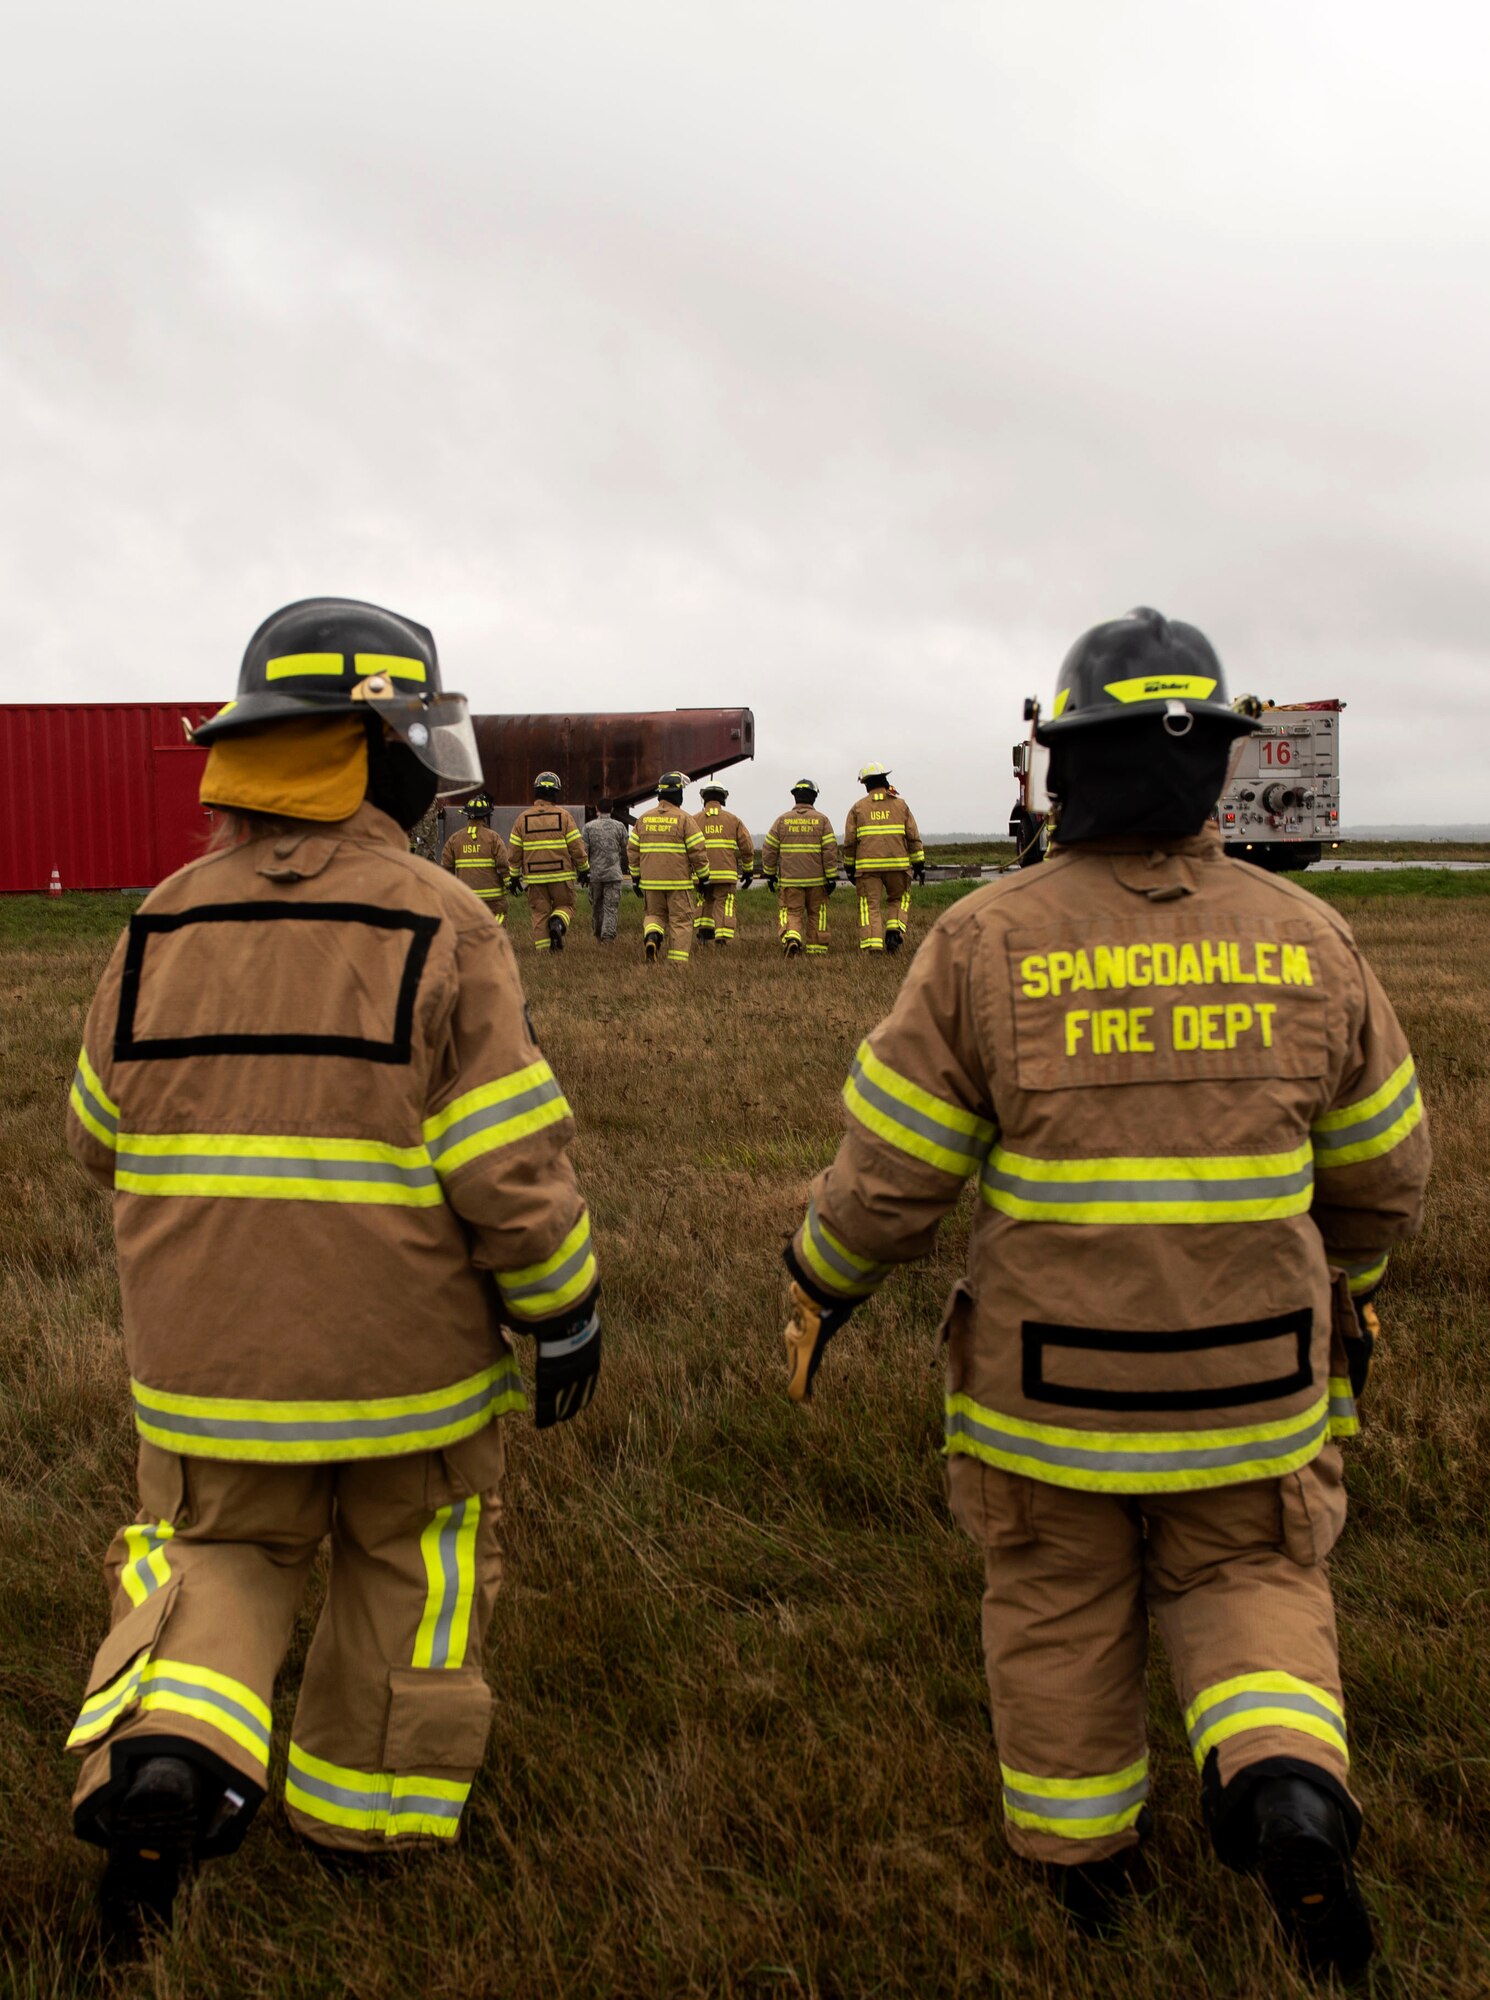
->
[1, 875, 1486, 1998]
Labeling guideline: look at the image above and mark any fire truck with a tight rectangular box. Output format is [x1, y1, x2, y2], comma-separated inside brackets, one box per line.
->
[1009, 699, 1344, 872]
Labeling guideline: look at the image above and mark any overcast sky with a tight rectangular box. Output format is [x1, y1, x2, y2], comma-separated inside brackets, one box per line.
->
[3, 1, 1487, 829]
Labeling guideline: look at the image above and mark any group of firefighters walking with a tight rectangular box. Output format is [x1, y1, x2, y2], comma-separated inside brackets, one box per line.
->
[62, 597, 1429, 1990]
[440, 764, 928, 962]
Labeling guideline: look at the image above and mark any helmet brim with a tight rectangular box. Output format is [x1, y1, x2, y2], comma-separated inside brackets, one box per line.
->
[194, 687, 484, 792]
[1035, 699, 1263, 745]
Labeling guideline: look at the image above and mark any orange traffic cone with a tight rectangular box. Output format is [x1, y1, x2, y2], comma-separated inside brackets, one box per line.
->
[48, 868, 62, 898]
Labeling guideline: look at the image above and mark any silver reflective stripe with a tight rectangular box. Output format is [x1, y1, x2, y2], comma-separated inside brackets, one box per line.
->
[982, 1159, 1314, 1206]
[288, 1764, 462, 1822]
[1002, 1776, 1149, 1821]
[805, 1204, 888, 1293]
[946, 1404, 1329, 1478]
[847, 1056, 989, 1165]
[501, 1235, 593, 1306]
[427, 1497, 475, 1669]
[422, 1075, 567, 1165]
[1313, 1072, 1420, 1156]
[1188, 1688, 1345, 1748]
[147, 1673, 271, 1751]
[72, 1067, 119, 1135]
[133, 1375, 509, 1445]
[114, 1148, 438, 1190]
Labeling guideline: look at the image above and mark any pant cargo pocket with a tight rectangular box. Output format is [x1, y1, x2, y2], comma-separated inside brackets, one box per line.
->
[66, 1582, 179, 1753]
[1279, 1444, 1347, 1567]
[384, 1666, 494, 1778]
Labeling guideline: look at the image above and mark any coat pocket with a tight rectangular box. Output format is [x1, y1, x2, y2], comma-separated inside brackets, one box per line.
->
[383, 1667, 494, 1779]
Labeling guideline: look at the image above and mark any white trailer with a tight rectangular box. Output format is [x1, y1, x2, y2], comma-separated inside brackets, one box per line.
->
[1010, 698, 1345, 872]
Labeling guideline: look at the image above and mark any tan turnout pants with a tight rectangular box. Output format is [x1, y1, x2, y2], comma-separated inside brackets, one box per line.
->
[695, 880, 740, 940]
[69, 1429, 505, 1854]
[526, 879, 575, 949]
[778, 883, 830, 954]
[855, 870, 911, 951]
[948, 1449, 1352, 1865]
[644, 889, 696, 963]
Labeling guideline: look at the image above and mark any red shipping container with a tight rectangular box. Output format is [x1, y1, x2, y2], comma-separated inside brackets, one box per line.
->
[0, 703, 220, 893]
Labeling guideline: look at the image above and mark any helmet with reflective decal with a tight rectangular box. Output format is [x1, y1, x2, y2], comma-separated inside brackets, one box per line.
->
[193, 597, 482, 791]
[700, 782, 728, 801]
[1035, 607, 1262, 743]
[464, 791, 492, 819]
[533, 770, 562, 798]
[657, 770, 686, 803]
[791, 777, 819, 802]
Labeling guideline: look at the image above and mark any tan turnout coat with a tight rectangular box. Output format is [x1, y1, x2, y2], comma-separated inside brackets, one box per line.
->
[763, 807, 839, 885]
[842, 789, 924, 873]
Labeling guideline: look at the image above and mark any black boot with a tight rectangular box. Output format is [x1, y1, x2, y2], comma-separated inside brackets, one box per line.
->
[1248, 1778, 1374, 1981]
[696, 925, 715, 944]
[98, 1755, 200, 1950]
[547, 915, 566, 952]
[1045, 1848, 1147, 1941]
[884, 929, 904, 955]
[645, 936, 660, 963]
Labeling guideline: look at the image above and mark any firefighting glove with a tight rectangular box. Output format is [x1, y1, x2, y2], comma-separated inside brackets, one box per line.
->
[844, 862, 855, 882]
[511, 875, 526, 894]
[532, 1296, 601, 1429]
[738, 871, 753, 890]
[1345, 1300, 1379, 1400]
[578, 871, 591, 891]
[765, 874, 777, 892]
[823, 877, 837, 896]
[781, 1270, 855, 1402]
[631, 878, 644, 898]
[912, 862, 926, 885]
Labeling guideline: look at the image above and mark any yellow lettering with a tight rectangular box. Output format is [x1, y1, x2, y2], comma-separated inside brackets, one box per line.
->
[1130, 1006, 1155, 1053]
[1093, 944, 1126, 990]
[1256, 1002, 1277, 1047]
[1020, 953, 1050, 999]
[1095, 1008, 1129, 1054]
[1127, 943, 1152, 987]
[1228, 942, 1257, 985]
[1176, 943, 1204, 985]
[1200, 1004, 1227, 1051]
[1224, 1002, 1254, 1047]
[1070, 951, 1094, 993]
[1065, 1009, 1090, 1056]
[1173, 1006, 1199, 1051]
[1281, 944, 1313, 986]
[1201, 941, 1229, 984]
[1151, 942, 1177, 986]
[1048, 950, 1075, 997]
[1255, 942, 1279, 985]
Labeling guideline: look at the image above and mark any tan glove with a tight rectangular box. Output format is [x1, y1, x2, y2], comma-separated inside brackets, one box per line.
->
[783, 1280, 853, 1402]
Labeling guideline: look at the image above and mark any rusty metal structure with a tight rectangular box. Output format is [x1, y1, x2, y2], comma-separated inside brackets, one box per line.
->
[473, 708, 754, 815]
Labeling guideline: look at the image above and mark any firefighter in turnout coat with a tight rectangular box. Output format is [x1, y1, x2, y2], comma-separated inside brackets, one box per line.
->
[781, 610, 1428, 1981]
[63, 601, 602, 1941]
[440, 791, 508, 923]
[509, 772, 589, 952]
[627, 772, 710, 963]
[762, 780, 839, 957]
[693, 783, 754, 943]
[842, 763, 925, 955]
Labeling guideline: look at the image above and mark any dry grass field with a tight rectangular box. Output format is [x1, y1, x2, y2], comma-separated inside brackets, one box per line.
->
[2, 871, 1487, 1999]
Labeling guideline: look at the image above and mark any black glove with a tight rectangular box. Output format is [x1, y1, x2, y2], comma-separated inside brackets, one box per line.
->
[844, 863, 855, 883]
[912, 862, 926, 885]
[578, 872, 591, 891]
[510, 875, 525, 894]
[631, 878, 644, 898]
[531, 1296, 601, 1429]
[823, 876, 837, 896]
[765, 874, 777, 892]
[1344, 1300, 1378, 1399]
[739, 871, 752, 890]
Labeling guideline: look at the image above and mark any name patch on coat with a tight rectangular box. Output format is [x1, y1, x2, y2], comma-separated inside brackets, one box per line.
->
[1007, 914, 1328, 1089]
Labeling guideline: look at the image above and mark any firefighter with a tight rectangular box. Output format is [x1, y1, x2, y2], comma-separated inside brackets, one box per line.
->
[842, 762, 925, 955]
[63, 599, 601, 1943]
[509, 771, 589, 952]
[626, 772, 709, 964]
[761, 780, 839, 958]
[440, 790, 509, 923]
[693, 783, 754, 944]
[780, 608, 1428, 1981]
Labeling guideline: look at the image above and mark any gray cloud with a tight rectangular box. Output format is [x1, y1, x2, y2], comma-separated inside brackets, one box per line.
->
[3, 0, 1487, 831]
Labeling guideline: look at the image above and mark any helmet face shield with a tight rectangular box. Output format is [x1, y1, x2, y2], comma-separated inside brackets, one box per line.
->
[351, 677, 483, 794]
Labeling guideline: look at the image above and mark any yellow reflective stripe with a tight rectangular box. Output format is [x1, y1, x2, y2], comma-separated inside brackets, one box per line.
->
[946, 1391, 1330, 1494]
[413, 1493, 481, 1668]
[114, 1130, 442, 1208]
[77, 1048, 119, 1119]
[1313, 1056, 1415, 1133]
[981, 1143, 1313, 1224]
[120, 1521, 174, 1607]
[1103, 673, 1217, 703]
[497, 1213, 597, 1321]
[1316, 1096, 1423, 1168]
[132, 1362, 527, 1462]
[1328, 1374, 1359, 1438]
[68, 1653, 151, 1747]
[266, 652, 342, 678]
[1186, 1672, 1347, 1769]
[1343, 1253, 1388, 1295]
[355, 653, 426, 682]
[1000, 1757, 1149, 1838]
[70, 1081, 119, 1150]
[77, 1658, 273, 1766]
[422, 1063, 570, 1173]
[286, 1743, 468, 1838]
[796, 1202, 890, 1299]
[1052, 687, 1070, 718]
[843, 1040, 995, 1178]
